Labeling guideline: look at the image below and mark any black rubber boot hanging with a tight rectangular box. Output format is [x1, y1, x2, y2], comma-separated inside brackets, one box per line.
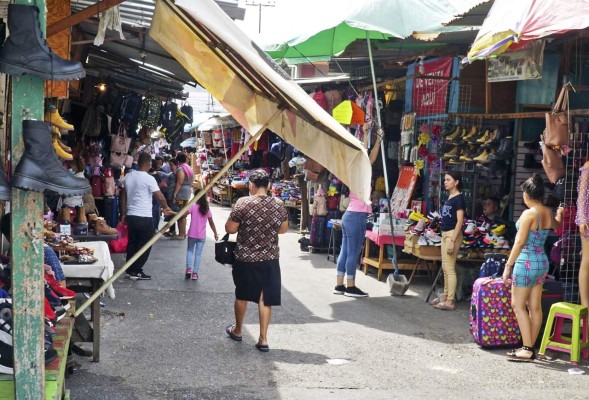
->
[12, 120, 91, 196]
[0, 5, 85, 81]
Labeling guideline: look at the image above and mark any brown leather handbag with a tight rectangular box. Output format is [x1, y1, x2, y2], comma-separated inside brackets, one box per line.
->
[541, 145, 565, 184]
[544, 83, 573, 148]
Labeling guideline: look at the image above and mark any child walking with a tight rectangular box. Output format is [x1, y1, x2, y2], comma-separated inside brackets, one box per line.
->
[181, 194, 219, 280]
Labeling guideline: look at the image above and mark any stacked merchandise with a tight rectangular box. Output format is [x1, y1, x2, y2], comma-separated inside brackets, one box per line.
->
[406, 210, 443, 247]
[0, 251, 77, 375]
[441, 126, 513, 172]
[271, 181, 301, 207]
[461, 216, 509, 255]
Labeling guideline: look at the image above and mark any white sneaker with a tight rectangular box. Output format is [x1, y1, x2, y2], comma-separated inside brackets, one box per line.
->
[464, 221, 475, 235]
[418, 235, 428, 246]
[428, 211, 441, 219]
[424, 229, 442, 245]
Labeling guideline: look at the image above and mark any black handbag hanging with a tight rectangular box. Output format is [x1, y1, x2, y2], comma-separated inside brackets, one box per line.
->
[215, 233, 237, 265]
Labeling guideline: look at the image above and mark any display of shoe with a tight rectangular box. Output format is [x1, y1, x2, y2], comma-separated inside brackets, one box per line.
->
[44, 342, 58, 365]
[75, 206, 87, 224]
[489, 137, 514, 160]
[411, 219, 426, 234]
[94, 218, 116, 235]
[445, 127, 463, 141]
[442, 146, 460, 160]
[408, 211, 427, 222]
[45, 275, 75, 299]
[12, 121, 91, 196]
[0, 329, 13, 374]
[45, 107, 74, 131]
[344, 286, 368, 298]
[464, 221, 476, 235]
[482, 129, 500, 147]
[491, 224, 506, 236]
[0, 5, 85, 81]
[462, 126, 477, 141]
[427, 211, 441, 219]
[52, 137, 73, 160]
[476, 130, 491, 143]
[423, 229, 442, 245]
[0, 163, 10, 201]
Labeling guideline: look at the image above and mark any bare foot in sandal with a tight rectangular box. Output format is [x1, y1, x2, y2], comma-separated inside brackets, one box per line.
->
[434, 301, 455, 311]
[429, 296, 447, 306]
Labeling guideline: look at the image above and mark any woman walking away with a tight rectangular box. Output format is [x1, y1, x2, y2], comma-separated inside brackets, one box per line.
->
[224, 170, 289, 352]
[333, 134, 381, 298]
[172, 153, 194, 240]
[502, 174, 556, 362]
[431, 171, 465, 311]
[185, 194, 218, 280]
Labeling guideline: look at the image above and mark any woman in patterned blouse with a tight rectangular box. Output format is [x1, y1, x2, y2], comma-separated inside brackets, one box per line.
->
[224, 169, 289, 352]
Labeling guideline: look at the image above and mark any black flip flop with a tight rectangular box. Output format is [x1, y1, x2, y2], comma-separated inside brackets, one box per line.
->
[225, 324, 242, 342]
[255, 343, 269, 352]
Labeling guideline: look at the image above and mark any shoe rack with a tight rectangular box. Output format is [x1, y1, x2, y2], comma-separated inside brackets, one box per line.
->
[440, 120, 513, 218]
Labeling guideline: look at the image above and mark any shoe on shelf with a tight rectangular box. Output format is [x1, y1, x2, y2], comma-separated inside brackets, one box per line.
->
[94, 218, 116, 235]
[0, 332, 13, 374]
[445, 127, 462, 141]
[462, 126, 477, 141]
[491, 224, 506, 236]
[464, 221, 476, 235]
[442, 146, 460, 160]
[344, 286, 368, 298]
[128, 271, 152, 281]
[411, 219, 426, 234]
[333, 285, 346, 295]
[424, 229, 442, 245]
[475, 130, 491, 144]
[44, 342, 58, 365]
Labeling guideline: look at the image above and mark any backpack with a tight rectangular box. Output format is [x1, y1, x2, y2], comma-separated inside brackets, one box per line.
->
[138, 95, 162, 129]
[161, 101, 178, 132]
[120, 92, 143, 125]
[478, 253, 507, 278]
[81, 102, 103, 137]
[180, 102, 193, 123]
[163, 109, 190, 143]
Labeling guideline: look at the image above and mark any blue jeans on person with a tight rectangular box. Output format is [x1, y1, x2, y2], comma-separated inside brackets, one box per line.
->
[336, 211, 368, 279]
[186, 238, 206, 273]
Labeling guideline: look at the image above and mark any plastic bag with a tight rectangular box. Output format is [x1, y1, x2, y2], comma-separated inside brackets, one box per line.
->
[109, 222, 128, 253]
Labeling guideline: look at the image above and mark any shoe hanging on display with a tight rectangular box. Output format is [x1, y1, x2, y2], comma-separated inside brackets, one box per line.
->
[12, 121, 91, 196]
[489, 137, 514, 160]
[52, 137, 73, 160]
[0, 5, 85, 81]
[445, 127, 462, 141]
[45, 107, 74, 131]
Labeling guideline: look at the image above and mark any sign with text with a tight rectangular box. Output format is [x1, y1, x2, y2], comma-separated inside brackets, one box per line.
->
[412, 57, 453, 116]
[488, 41, 545, 82]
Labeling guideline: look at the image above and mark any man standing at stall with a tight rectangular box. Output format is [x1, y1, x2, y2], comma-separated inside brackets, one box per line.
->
[121, 152, 172, 280]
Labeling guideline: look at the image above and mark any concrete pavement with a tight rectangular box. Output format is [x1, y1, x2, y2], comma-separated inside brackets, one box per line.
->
[68, 204, 589, 399]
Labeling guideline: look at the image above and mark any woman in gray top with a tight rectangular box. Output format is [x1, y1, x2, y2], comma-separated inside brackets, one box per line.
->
[172, 153, 193, 240]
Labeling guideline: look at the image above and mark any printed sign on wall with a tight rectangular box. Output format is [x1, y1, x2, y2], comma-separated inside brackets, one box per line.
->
[412, 57, 453, 116]
[488, 41, 545, 82]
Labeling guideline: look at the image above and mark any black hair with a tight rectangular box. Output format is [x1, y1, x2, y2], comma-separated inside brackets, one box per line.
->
[249, 169, 270, 189]
[138, 152, 152, 168]
[521, 173, 544, 200]
[197, 193, 209, 216]
[486, 197, 500, 209]
[444, 171, 462, 190]
[168, 159, 178, 167]
[176, 153, 187, 163]
[155, 156, 164, 162]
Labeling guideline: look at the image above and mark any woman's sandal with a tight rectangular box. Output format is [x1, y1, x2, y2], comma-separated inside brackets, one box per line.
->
[429, 297, 446, 306]
[433, 302, 455, 311]
[170, 235, 186, 240]
[507, 346, 535, 362]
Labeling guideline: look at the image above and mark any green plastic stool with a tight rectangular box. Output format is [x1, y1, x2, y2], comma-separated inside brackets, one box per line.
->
[538, 302, 589, 365]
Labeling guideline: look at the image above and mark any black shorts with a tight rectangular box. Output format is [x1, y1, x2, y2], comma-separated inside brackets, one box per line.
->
[232, 259, 281, 306]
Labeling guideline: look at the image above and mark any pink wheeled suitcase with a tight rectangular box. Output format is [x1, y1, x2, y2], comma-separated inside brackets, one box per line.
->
[470, 277, 521, 348]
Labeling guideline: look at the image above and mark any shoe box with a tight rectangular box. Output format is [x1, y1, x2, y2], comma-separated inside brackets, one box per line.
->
[413, 241, 441, 258]
[403, 233, 418, 254]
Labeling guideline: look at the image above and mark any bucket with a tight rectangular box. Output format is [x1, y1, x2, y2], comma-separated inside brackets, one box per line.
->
[387, 273, 409, 296]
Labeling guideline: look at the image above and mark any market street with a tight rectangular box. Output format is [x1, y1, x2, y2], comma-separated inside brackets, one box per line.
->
[68, 204, 588, 400]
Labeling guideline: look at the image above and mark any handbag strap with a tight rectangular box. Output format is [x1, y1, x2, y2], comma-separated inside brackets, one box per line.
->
[554, 83, 573, 113]
[117, 121, 128, 138]
[221, 233, 230, 242]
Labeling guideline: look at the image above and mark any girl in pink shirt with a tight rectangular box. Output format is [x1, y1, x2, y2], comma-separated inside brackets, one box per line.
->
[172, 195, 219, 280]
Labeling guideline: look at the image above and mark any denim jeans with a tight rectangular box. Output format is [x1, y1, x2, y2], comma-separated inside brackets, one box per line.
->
[186, 238, 206, 273]
[336, 211, 368, 279]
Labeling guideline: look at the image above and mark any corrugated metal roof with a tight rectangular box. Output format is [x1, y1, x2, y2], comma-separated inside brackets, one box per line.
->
[71, 1, 244, 97]
[445, 0, 494, 27]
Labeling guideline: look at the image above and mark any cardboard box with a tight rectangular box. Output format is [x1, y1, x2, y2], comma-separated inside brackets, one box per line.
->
[403, 233, 418, 254]
[413, 243, 441, 258]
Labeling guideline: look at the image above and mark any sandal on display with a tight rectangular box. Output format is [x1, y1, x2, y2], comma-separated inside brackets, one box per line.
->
[433, 302, 455, 311]
[225, 324, 242, 342]
[506, 346, 535, 362]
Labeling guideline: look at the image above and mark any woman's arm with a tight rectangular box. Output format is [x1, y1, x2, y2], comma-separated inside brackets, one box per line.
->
[446, 208, 464, 254]
[368, 134, 382, 165]
[208, 217, 219, 241]
[173, 169, 185, 199]
[225, 219, 239, 234]
[277, 219, 289, 234]
[502, 210, 534, 284]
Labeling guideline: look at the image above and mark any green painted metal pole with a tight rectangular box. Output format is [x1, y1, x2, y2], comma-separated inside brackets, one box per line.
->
[11, 0, 46, 397]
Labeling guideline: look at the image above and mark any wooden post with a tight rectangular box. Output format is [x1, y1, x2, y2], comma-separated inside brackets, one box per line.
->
[11, 0, 46, 398]
[485, 59, 491, 114]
